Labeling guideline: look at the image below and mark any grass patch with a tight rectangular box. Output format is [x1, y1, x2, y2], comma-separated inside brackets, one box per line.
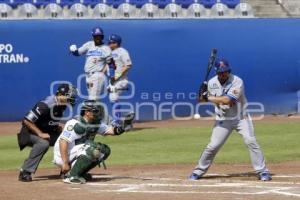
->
[0, 122, 299, 170]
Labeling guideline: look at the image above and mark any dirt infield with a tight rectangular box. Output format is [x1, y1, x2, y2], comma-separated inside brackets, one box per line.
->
[1, 163, 300, 200]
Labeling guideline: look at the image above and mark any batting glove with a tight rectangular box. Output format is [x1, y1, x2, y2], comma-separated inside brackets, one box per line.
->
[69, 44, 77, 52]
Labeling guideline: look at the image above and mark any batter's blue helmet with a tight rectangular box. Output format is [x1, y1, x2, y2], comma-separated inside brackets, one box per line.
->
[215, 59, 231, 73]
[92, 27, 104, 37]
[108, 34, 122, 45]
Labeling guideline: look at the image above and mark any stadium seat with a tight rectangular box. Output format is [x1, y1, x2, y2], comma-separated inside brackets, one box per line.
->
[220, 0, 239, 8]
[105, 0, 125, 8]
[92, 3, 113, 18]
[44, 3, 63, 18]
[0, 0, 14, 7]
[68, 3, 88, 18]
[234, 2, 254, 17]
[0, 3, 13, 18]
[35, 0, 57, 7]
[130, 0, 149, 8]
[199, 0, 216, 8]
[186, 3, 205, 18]
[175, 0, 195, 9]
[17, 3, 38, 18]
[60, 0, 81, 7]
[163, 2, 182, 18]
[83, 0, 102, 7]
[13, 0, 34, 6]
[139, 3, 159, 18]
[152, 0, 172, 9]
[116, 2, 137, 18]
[210, 2, 229, 17]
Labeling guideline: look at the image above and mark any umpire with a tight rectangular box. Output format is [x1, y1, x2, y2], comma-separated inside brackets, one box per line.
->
[18, 83, 77, 182]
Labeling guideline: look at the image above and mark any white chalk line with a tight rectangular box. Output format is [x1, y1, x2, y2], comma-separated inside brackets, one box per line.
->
[87, 182, 292, 190]
[92, 175, 300, 185]
[85, 186, 300, 197]
[86, 175, 300, 198]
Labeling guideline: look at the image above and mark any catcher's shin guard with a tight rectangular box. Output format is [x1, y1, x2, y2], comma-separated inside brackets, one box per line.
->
[69, 155, 94, 178]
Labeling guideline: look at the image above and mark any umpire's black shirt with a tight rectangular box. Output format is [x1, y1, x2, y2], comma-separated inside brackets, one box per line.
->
[18, 95, 66, 150]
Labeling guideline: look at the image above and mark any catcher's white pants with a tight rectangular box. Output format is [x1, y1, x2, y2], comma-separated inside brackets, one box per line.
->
[109, 78, 129, 103]
[53, 144, 85, 167]
[86, 71, 107, 100]
[193, 117, 268, 176]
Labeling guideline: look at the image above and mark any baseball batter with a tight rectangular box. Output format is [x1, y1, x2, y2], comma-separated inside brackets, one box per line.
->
[53, 100, 134, 184]
[189, 59, 272, 181]
[69, 27, 114, 100]
[107, 34, 132, 127]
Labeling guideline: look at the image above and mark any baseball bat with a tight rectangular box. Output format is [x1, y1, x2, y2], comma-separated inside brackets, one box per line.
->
[204, 48, 218, 82]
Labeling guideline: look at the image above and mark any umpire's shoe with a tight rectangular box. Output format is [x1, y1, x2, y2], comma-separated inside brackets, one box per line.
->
[19, 170, 32, 182]
[258, 171, 272, 181]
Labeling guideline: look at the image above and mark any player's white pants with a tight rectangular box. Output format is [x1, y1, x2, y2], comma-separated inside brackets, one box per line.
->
[86, 71, 107, 100]
[53, 144, 85, 167]
[109, 78, 128, 103]
[193, 117, 268, 176]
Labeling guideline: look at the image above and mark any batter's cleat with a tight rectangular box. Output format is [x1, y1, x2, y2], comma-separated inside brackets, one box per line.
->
[18, 171, 32, 182]
[81, 173, 93, 181]
[189, 173, 202, 180]
[258, 171, 272, 181]
[63, 176, 86, 184]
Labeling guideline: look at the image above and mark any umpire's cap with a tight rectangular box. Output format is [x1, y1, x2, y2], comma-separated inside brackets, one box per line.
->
[56, 83, 78, 106]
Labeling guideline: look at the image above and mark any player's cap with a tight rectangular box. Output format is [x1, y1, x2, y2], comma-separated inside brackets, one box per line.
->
[92, 27, 104, 37]
[215, 59, 231, 73]
[108, 34, 122, 45]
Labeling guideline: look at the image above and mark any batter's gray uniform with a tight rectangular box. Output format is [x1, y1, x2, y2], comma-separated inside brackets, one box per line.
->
[77, 41, 112, 100]
[192, 74, 268, 176]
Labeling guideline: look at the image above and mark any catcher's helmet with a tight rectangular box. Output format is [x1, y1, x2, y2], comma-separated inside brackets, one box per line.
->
[215, 59, 231, 73]
[108, 34, 122, 45]
[80, 100, 104, 123]
[56, 83, 77, 106]
[92, 27, 104, 37]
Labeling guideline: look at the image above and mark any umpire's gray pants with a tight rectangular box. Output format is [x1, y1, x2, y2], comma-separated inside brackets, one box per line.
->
[21, 134, 49, 173]
[193, 118, 268, 176]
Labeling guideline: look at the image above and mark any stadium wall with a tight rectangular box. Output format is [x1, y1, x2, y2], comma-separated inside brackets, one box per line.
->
[0, 19, 299, 121]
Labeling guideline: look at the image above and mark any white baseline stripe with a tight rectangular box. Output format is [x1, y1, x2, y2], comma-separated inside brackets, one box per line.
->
[87, 182, 291, 190]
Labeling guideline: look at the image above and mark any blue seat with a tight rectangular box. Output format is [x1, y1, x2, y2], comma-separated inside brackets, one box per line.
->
[220, 0, 239, 8]
[199, 0, 216, 8]
[0, 0, 11, 4]
[130, 0, 149, 8]
[60, 0, 81, 7]
[35, 0, 57, 7]
[105, 0, 125, 8]
[83, 0, 102, 7]
[175, 0, 194, 8]
[152, 0, 172, 9]
[13, 0, 35, 6]
[0, 0, 15, 7]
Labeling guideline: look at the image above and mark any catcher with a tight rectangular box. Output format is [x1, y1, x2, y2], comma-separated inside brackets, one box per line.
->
[53, 100, 134, 184]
